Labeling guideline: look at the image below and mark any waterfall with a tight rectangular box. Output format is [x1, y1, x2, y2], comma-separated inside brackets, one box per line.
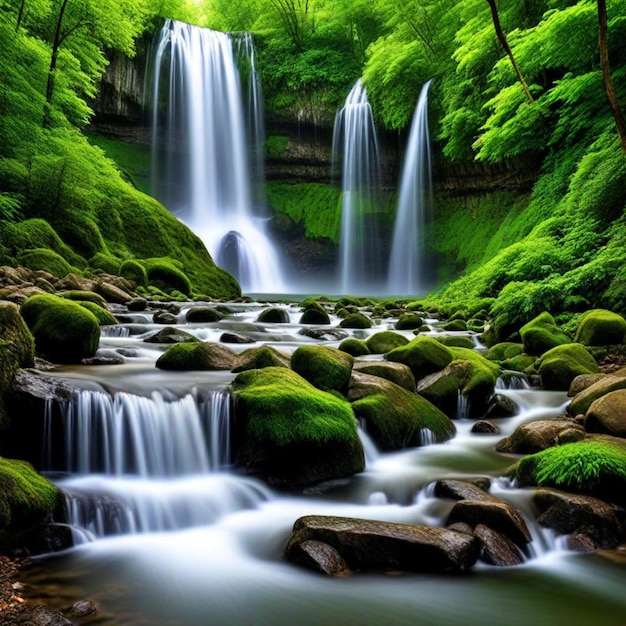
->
[150, 19, 284, 293]
[388, 80, 433, 295]
[43, 389, 232, 476]
[332, 79, 383, 294]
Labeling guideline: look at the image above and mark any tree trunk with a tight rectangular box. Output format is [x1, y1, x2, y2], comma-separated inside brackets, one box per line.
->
[598, 0, 626, 154]
[485, 0, 534, 104]
[16, 0, 26, 31]
[43, 0, 69, 126]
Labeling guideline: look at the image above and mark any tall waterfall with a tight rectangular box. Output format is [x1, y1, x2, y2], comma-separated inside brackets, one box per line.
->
[150, 19, 284, 293]
[332, 79, 383, 294]
[387, 80, 433, 295]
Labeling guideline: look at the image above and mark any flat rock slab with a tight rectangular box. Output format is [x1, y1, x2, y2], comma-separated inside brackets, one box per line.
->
[285, 515, 478, 574]
[474, 524, 524, 567]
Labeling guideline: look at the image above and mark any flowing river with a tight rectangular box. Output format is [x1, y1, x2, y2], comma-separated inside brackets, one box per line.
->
[20, 301, 626, 625]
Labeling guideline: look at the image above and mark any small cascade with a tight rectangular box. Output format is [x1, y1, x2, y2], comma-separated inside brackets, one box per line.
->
[419, 428, 437, 445]
[100, 326, 131, 338]
[455, 391, 470, 420]
[43, 389, 232, 476]
[388, 80, 433, 295]
[150, 19, 284, 293]
[332, 79, 383, 294]
[357, 422, 380, 467]
[496, 374, 531, 390]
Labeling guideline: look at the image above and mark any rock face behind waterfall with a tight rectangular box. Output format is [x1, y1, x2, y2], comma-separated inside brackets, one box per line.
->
[285, 515, 478, 575]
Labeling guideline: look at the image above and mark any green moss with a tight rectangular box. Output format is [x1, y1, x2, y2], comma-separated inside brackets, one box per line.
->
[20, 294, 100, 363]
[120, 259, 148, 287]
[156, 342, 238, 371]
[0, 457, 59, 550]
[291, 345, 354, 394]
[574, 309, 626, 346]
[395, 313, 424, 330]
[339, 312, 372, 329]
[386, 336, 453, 381]
[17, 248, 74, 278]
[89, 252, 121, 275]
[144, 258, 192, 296]
[537, 343, 599, 390]
[520, 312, 571, 356]
[443, 319, 468, 332]
[0, 302, 34, 368]
[75, 301, 117, 326]
[231, 367, 364, 486]
[449, 347, 500, 398]
[366, 331, 409, 354]
[516, 441, 626, 502]
[338, 338, 371, 357]
[232, 346, 290, 372]
[502, 353, 536, 372]
[185, 306, 223, 323]
[436, 336, 476, 349]
[299, 302, 331, 325]
[59, 290, 107, 307]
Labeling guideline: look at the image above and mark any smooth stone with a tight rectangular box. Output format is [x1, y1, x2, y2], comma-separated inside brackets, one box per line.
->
[495, 418, 586, 454]
[474, 524, 524, 566]
[286, 539, 350, 576]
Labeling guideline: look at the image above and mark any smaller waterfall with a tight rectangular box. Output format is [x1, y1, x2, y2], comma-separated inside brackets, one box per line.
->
[388, 80, 433, 295]
[332, 79, 382, 294]
[43, 389, 232, 476]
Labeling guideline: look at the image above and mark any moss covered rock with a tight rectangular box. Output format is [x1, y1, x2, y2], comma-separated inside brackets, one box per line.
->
[299, 302, 331, 325]
[537, 343, 599, 390]
[437, 336, 476, 349]
[0, 301, 35, 368]
[291, 345, 354, 394]
[90, 252, 122, 275]
[119, 259, 148, 287]
[486, 342, 523, 362]
[0, 457, 60, 551]
[231, 368, 364, 487]
[520, 312, 570, 356]
[338, 338, 370, 357]
[386, 336, 454, 381]
[574, 309, 626, 346]
[339, 312, 372, 329]
[567, 374, 626, 416]
[349, 372, 456, 450]
[395, 313, 423, 331]
[366, 331, 409, 354]
[232, 346, 291, 373]
[17, 248, 74, 278]
[185, 306, 224, 323]
[20, 294, 100, 363]
[156, 342, 240, 371]
[443, 319, 468, 332]
[75, 301, 117, 326]
[515, 440, 626, 503]
[257, 307, 290, 324]
[144, 258, 192, 295]
[353, 362, 416, 392]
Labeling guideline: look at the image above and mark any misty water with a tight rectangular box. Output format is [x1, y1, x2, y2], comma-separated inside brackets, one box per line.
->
[21, 302, 626, 625]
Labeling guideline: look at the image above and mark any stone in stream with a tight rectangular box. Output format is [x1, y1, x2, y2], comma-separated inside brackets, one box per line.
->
[256, 307, 290, 324]
[474, 524, 525, 566]
[285, 515, 478, 574]
[144, 327, 198, 344]
[585, 389, 626, 437]
[220, 331, 256, 344]
[287, 539, 350, 576]
[495, 418, 586, 454]
[21, 605, 77, 626]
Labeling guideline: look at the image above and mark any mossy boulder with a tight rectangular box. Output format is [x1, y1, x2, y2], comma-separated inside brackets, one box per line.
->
[257, 307, 290, 324]
[0, 457, 60, 551]
[349, 372, 456, 450]
[574, 309, 626, 346]
[501, 353, 536, 373]
[231, 346, 291, 373]
[353, 362, 416, 392]
[145, 258, 192, 295]
[75, 301, 118, 326]
[119, 259, 148, 287]
[338, 338, 370, 357]
[386, 336, 454, 382]
[520, 312, 570, 356]
[339, 313, 372, 329]
[231, 368, 364, 488]
[0, 301, 35, 368]
[366, 331, 409, 354]
[395, 313, 423, 331]
[299, 302, 331, 325]
[20, 294, 100, 363]
[17, 248, 74, 278]
[567, 374, 626, 416]
[515, 440, 626, 504]
[291, 345, 354, 394]
[443, 319, 467, 332]
[90, 252, 122, 275]
[59, 290, 107, 307]
[486, 342, 523, 362]
[156, 342, 240, 371]
[185, 306, 224, 323]
[436, 336, 476, 349]
[537, 343, 599, 390]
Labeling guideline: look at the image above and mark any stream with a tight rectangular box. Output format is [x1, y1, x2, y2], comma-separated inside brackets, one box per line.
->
[20, 301, 626, 625]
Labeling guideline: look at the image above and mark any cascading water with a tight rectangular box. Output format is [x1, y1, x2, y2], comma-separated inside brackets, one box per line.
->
[150, 19, 284, 293]
[388, 80, 433, 295]
[332, 79, 383, 294]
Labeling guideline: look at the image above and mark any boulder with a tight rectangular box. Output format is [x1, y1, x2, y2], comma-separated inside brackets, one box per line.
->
[95, 280, 133, 304]
[299, 328, 349, 341]
[0, 301, 35, 368]
[484, 394, 518, 419]
[339, 313, 372, 329]
[586, 390, 626, 437]
[495, 418, 586, 454]
[299, 303, 331, 325]
[434, 480, 493, 502]
[395, 313, 423, 331]
[537, 343, 598, 390]
[291, 345, 354, 394]
[257, 307, 290, 324]
[471, 420, 500, 434]
[443, 319, 467, 332]
[144, 327, 199, 344]
[353, 362, 416, 392]
[574, 309, 626, 346]
[366, 331, 409, 354]
[231, 346, 291, 372]
[568, 373, 606, 397]
[127, 297, 148, 311]
[348, 372, 455, 450]
[156, 342, 240, 371]
[286, 539, 350, 576]
[533, 488, 623, 549]
[567, 374, 626, 416]
[153, 310, 178, 325]
[386, 336, 453, 381]
[338, 338, 370, 357]
[20, 294, 100, 363]
[436, 336, 476, 349]
[474, 524, 524, 566]
[231, 368, 364, 487]
[75, 301, 118, 326]
[20, 605, 76, 626]
[220, 331, 256, 344]
[185, 306, 224, 323]
[520, 312, 570, 356]
[285, 515, 478, 574]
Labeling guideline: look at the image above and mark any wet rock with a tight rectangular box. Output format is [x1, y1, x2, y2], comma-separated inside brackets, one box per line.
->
[286, 539, 350, 576]
[299, 328, 348, 341]
[339, 313, 372, 329]
[144, 327, 198, 344]
[81, 351, 125, 366]
[94, 281, 133, 304]
[446, 499, 531, 547]
[69, 600, 97, 619]
[567, 373, 626, 416]
[0, 285, 47, 304]
[484, 394, 518, 419]
[10, 369, 74, 404]
[568, 373, 606, 397]
[285, 515, 478, 574]
[537, 343, 599, 390]
[156, 342, 241, 371]
[299, 307, 331, 325]
[220, 331, 256, 344]
[585, 389, 626, 437]
[474, 524, 524, 566]
[434, 479, 494, 502]
[256, 307, 290, 324]
[153, 310, 178, 325]
[21, 605, 76, 626]
[495, 418, 585, 454]
[533, 488, 623, 549]
[55, 273, 96, 292]
[471, 420, 500, 434]
[127, 297, 147, 311]
[185, 306, 224, 323]
[353, 362, 416, 392]
[231, 346, 291, 372]
[566, 532, 599, 552]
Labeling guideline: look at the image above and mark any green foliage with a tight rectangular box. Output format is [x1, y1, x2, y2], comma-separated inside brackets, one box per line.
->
[516, 440, 626, 499]
[59, 290, 106, 306]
